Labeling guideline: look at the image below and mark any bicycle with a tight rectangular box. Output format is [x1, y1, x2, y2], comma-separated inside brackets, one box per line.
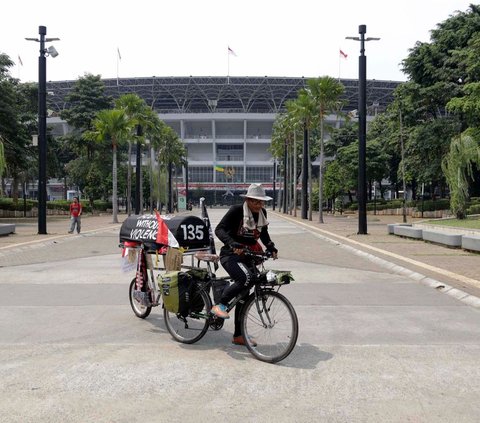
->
[123, 211, 298, 363]
[160, 249, 299, 364]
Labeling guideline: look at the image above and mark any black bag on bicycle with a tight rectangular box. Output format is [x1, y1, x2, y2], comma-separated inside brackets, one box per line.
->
[188, 282, 206, 313]
[158, 271, 191, 317]
[186, 268, 210, 313]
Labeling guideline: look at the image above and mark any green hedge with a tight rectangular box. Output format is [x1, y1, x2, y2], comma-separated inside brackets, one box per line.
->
[0, 198, 36, 211]
[416, 199, 450, 212]
[47, 199, 111, 213]
[467, 204, 480, 215]
[348, 198, 452, 212]
[0, 198, 111, 213]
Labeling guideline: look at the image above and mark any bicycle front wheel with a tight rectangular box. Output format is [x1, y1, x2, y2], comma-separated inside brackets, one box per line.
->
[163, 286, 211, 344]
[129, 278, 152, 319]
[241, 290, 298, 363]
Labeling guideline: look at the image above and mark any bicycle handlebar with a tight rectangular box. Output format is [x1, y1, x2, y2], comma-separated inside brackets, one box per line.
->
[242, 248, 274, 259]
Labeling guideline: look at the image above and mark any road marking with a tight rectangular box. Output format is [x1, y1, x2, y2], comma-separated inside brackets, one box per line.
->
[277, 213, 480, 289]
[0, 225, 121, 251]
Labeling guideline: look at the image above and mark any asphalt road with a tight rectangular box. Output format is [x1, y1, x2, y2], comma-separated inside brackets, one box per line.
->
[1, 209, 479, 422]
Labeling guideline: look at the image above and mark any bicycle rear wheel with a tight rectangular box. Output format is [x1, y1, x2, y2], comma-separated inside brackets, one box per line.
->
[241, 290, 298, 363]
[163, 286, 211, 344]
[129, 278, 152, 319]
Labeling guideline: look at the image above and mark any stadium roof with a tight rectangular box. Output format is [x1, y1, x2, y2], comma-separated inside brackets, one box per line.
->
[46, 76, 400, 115]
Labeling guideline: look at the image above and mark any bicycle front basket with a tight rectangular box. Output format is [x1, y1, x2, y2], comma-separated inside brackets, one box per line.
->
[262, 270, 294, 286]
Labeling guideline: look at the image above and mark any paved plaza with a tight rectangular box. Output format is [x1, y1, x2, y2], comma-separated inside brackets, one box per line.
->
[0, 209, 479, 422]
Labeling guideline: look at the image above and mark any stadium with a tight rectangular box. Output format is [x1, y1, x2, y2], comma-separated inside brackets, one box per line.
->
[46, 76, 400, 204]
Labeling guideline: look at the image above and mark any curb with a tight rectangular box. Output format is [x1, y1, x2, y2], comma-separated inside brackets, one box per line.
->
[276, 213, 480, 309]
[0, 224, 122, 252]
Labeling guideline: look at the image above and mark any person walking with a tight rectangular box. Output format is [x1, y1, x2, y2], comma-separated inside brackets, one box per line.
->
[213, 183, 278, 346]
[68, 197, 82, 234]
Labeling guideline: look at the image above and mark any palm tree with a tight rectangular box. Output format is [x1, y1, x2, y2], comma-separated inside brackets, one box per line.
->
[288, 91, 316, 220]
[306, 77, 345, 223]
[271, 113, 293, 213]
[442, 133, 480, 219]
[157, 124, 186, 212]
[283, 100, 302, 216]
[115, 94, 150, 215]
[89, 109, 132, 223]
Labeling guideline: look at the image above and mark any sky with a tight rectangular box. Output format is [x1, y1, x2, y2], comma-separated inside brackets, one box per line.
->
[1, 0, 475, 83]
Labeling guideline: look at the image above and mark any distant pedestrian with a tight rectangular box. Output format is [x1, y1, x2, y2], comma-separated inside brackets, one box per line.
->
[68, 197, 82, 234]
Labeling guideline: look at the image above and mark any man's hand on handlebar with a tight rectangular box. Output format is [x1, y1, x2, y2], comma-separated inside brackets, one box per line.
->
[230, 242, 245, 256]
[266, 242, 278, 260]
[230, 242, 279, 260]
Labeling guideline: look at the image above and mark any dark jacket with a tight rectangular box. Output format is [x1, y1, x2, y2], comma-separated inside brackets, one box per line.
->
[215, 204, 273, 257]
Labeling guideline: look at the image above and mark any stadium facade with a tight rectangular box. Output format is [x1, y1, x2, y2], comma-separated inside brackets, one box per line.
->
[46, 76, 400, 204]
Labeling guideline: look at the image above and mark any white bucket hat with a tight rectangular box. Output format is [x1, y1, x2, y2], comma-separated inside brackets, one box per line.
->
[240, 183, 272, 201]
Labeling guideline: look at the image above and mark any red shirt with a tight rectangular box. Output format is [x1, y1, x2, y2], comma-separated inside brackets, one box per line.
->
[70, 201, 82, 217]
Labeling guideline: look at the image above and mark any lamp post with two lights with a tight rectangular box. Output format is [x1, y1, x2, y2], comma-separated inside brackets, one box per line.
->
[346, 24, 379, 235]
[26, 26, 59, 234]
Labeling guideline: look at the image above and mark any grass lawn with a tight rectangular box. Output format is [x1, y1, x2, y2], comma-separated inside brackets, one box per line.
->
[425, 216, 480, 229]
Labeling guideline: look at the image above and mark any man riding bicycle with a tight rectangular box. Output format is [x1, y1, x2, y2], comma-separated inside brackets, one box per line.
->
[213, 183, 278, 346]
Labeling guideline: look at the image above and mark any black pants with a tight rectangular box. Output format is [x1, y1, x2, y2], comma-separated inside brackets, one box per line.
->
[219, 254, 256, 337]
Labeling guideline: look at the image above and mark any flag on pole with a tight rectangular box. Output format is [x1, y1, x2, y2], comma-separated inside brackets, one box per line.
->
[339, 49, 348, 59]
[228, 46, 237, 57]
[200, 197, 218, 270]
[17, 55, 23, 66]
[117, 48, 122, 60]
[154, 211, 180, 248]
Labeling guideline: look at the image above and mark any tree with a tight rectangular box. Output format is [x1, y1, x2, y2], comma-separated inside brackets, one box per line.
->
[323, 160, 349, 212]
[0, 54, 36, 202]
[326, 123, 357, 158]
[442, 133, 480, 218]
[402, 5, 480, 87]
[286, 91, 317, 220]
[305, 76, 345, 223]
[150, 119, 185, 211]
[60, 74, 113, 159]
[399, 5, 480, 202]
[448, 82, 480, 127]
[88, 109, 132, 223]
[271, 110, 301, 215]
[115, 93, 150, 215]
[0, 137, 5, 193]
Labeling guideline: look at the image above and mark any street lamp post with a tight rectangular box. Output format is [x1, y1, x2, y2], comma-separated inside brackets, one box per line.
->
[184, 147, 189, 209]
[283, 140, 288, 214]
[26, 26, 59, 234]
[134, 125, 142, 215]
[272, 159, 276, 211]
[347, 25, 379, 235]
[168, 162, 173, 213]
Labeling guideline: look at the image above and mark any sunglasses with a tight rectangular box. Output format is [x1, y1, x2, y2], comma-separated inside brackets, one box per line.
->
[247, 198, 264, 205]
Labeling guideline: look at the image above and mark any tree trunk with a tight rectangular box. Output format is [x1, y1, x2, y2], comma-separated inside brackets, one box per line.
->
[127, 140, 132, 215]
[112, 144, 119, 223]
[318, 119, 324, 223]
[293, 130, 297, 217]
[308, 132, 312, 221]
[12, 173, 19, 205]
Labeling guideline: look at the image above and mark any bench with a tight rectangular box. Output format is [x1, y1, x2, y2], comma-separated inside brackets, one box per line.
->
[422, 230, 462, 248]
[0, 224, 15, 236]
[393, 226, 423, 239]
[387, 223, 411, 234]
[461, 235, 480, 253]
